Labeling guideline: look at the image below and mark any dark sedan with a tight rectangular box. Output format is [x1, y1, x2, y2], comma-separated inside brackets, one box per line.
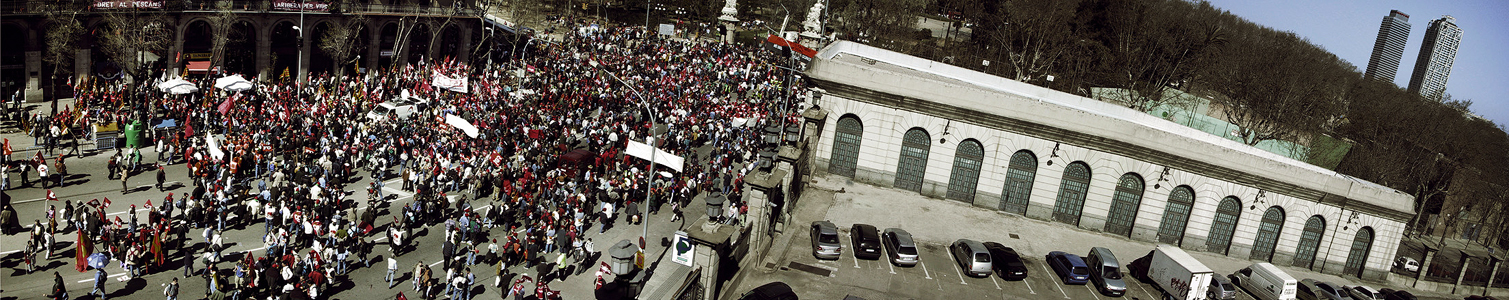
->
[983, 242, 1028, 280]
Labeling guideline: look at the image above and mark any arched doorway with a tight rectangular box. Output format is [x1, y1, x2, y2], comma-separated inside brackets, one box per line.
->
[0, 23, 28, 97]
[1052, 162, 1091, 226]
[1105, 173, 1144, 237]
[379, 23, 398, 68]
[1293, 215, 1325, 268]
[893, 128, 930, 193]
[269, 21, 300, 81]
[1000, 150, 1036, 215]
[406, 23, 431, 64]
[1157, 186, 1195, 245]
[1343, 227, 1375, 277]
[181, 20, 212, 75]
[1251, 206, 1285, 262]
[224, 21, 256, 75]
[1207, 196, 1241, 255]
[309, 21, 335, 76]
[437, 24, 462, 60]
[946, 139, 983, 203]
[830, 115, 863, 177]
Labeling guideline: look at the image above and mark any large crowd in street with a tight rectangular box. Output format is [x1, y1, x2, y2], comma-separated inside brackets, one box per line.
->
[5, 20, 805, 300]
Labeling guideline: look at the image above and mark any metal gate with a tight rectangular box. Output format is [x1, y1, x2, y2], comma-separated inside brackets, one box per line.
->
[893, 128, 930, 193]
[1207, 196, 1242, 255]
[1105, 173, 1144, 237]
[1000, 151, 1036, 214]
[830, 117, 863, 177]
[946, 140, 983, 203]
[1157, 186, 1195, 245]
[1344, 227, 1375, 277]
[1251, 207, 1285, 262]
[1293, 215, 1325, 268]
[1052, 162, 1091, 225]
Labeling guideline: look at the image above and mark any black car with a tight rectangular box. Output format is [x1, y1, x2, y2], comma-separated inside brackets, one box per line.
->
[850, 224, 882, 260]
[738, 282, 799, 300]
[983, 242, 1028, 280]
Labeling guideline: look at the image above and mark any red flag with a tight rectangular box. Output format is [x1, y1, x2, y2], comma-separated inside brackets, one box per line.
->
[103, 198, 111, 208]
[217, 97, 234, 115]
[46, 190, 57, 201]
[3, 138, 10, 156]
[146, 200, 153, 208]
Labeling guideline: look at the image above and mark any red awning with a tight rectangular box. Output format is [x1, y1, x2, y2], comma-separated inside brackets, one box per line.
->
[186, 61, 211, 73]
[766, 35, 817, 58]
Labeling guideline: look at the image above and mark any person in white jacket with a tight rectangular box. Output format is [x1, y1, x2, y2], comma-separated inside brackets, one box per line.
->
[386, 257, 399, 288]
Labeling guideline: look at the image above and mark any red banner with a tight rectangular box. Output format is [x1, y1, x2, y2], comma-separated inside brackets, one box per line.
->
[93, 0, 163, 10]
[271, 0, 330, 12]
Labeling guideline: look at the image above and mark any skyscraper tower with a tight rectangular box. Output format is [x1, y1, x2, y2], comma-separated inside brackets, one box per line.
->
[1407, 16, 1463, 100]
[1364, 10, 1410, 83]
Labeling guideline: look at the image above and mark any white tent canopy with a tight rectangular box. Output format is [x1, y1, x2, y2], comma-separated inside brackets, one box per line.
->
[157, 78, 198, 95]
[626, 140, 684, 172]
[445, 114, 480, 138]
[214, 75, 254, 92]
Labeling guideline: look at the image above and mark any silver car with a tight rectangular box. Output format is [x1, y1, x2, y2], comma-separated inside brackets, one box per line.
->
[881, 228, 919, 267]
[1343, 285, 1381, 300]
[950, 239, 992, 277]
[811, 221, 842, 259]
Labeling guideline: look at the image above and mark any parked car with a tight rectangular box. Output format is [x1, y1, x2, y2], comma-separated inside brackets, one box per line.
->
[850, 224, 882, 260]
[1394, 257, 1421, 272]
[1230, 263, 1298, 300]
[366, 101, 417, 121]
[1343, 285, 1381, 300]
[1298, 279, 1352, 300]
[1085, 247, 1128, 296]
[983, 242, 1028, 280]
[950, 239, 992, 278]
[1376, 289, 1416, 300]
[737, 282, 799, 300]
[810, 221, 841, 260]
[1046, 251, 1091, 285]
[1208, 273, 1238, 300]
[1464, 296, 1501, 300]
[880, 228, 919, 267]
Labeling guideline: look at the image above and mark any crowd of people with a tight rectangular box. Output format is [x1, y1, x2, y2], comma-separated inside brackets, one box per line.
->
[9, 20, 806, 300]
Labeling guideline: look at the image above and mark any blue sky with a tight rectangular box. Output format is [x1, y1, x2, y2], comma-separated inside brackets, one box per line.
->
[1203, 0, 1509, 126]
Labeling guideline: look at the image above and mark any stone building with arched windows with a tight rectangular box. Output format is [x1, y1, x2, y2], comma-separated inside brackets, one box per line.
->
[800, 41, 1414, 281]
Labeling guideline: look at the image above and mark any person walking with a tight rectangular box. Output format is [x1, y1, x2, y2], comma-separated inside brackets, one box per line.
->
[89, 268, 108, 300]
[156, 164, 166, 191]
[386, 257, 398, 288]
[120, 166, 130, 194]
[50, 271, 69, 300]
[163, 277, 179, 300]
[38, 162, 49, 189]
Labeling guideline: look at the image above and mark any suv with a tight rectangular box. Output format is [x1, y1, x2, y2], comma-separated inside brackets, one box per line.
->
[810, 221, 842, 259]
[850, 224, 882, 260]
[881, 228, 919, 267]
[950, 239, 992, 277]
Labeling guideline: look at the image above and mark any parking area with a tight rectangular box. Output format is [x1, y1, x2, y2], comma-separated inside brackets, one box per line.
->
[772, 224, 1264, 300]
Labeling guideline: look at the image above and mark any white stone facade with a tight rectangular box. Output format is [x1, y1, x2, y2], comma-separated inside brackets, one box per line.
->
[803, 41, 1414, 280]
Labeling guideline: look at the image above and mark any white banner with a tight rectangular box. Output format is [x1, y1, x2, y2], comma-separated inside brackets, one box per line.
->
[445, 114, 479, 138]
[671, 231, 694, 267]
[626, 140, 684, 172]
[206, 133, 225, 160]
[430, 72, 469, 93]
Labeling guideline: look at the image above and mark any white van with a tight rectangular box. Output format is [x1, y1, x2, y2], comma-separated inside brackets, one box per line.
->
[1229, 263, 1298, 300]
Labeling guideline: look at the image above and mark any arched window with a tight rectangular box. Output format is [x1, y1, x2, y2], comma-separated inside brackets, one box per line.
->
[1251, 206, 1285, 262]
[1105, 173, 1144, 237]
[1052, 162, 1091, 226]
[1207, 196, 1241, 255]
[1344, 227, 1375, 277]
[946, 140, 984, 202]
[830, 116, 863, 177]
[1157, 186, 1195, 245]
[1000, 151, 1037, 214]
[1293, 215, 1326, 268]
[894, 128, 931, 193]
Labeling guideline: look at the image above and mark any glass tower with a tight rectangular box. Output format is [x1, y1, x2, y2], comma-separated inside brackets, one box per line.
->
[1407, 16, 1463, 100]
[1363, 10, 1410, 83]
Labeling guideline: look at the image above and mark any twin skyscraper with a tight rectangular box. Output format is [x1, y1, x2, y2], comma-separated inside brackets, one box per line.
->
[1363, 10, 1463, 100]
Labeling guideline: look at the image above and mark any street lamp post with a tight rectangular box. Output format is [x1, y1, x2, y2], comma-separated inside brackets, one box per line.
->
[590, 59, 658, 253]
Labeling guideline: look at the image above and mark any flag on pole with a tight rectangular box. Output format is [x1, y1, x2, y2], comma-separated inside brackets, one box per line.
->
[3, 138, 11, 156]
[46, 190, 57, 201]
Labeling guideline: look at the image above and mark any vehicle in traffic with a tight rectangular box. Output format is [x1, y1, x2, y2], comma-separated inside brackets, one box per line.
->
[850, 224, 882, 260]
[811, 221, 842, 260]
[1128, 245, 1213, 300]
[983, 242, 1027, 280]
[1298, 279, 1352, 300]
[1046, 251, 1091, 285]
[1209, 275, 1238, 300]
[880, 228, 919, 267]
[950, 239, 992, 278]
[1085, 247, 1128, 296]
[1394, 257, 1420, 272]
[737, 282, 799, 300]
[1230, 263, 1298, 300]
[1343, 285, 1381, 300]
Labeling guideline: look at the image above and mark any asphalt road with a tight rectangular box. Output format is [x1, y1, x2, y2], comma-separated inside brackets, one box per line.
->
[0, 139, 694, 300]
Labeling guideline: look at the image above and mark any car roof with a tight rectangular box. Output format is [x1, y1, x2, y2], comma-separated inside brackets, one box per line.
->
[955, 239, 985, 250]
[883, 228, 915, 245]
[813, 221, 837, 234]
[1052, 252, 1088, 266]
[982, 242, 1018, 255]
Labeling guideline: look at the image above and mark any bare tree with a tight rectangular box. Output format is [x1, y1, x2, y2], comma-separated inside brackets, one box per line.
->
[97, 7, 174, 85]
[320, 13, 368, 79]
[1203, 29, 1350, 146]
[207, 2, 236, 72]
[978, 0, 1078, 82]
[1100, 0, 1225, 112]
[42, 1, 84, 113]
[833, 0, 931, 51]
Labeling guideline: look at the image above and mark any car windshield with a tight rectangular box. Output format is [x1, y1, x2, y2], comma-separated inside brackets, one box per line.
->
[974, 253, 991, 263]
[1103, 267, 1122, 279]
[898, 246, 918, 255]
[1222, 283, 1235, 290]
[372, 107, 391, 114]
[819, 233, 839, 244]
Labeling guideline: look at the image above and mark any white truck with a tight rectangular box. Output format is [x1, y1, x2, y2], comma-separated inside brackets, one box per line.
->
[1129, 245, 1215, 300]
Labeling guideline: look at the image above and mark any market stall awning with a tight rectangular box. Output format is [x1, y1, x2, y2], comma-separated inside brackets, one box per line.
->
[186, 61, 211, 73]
